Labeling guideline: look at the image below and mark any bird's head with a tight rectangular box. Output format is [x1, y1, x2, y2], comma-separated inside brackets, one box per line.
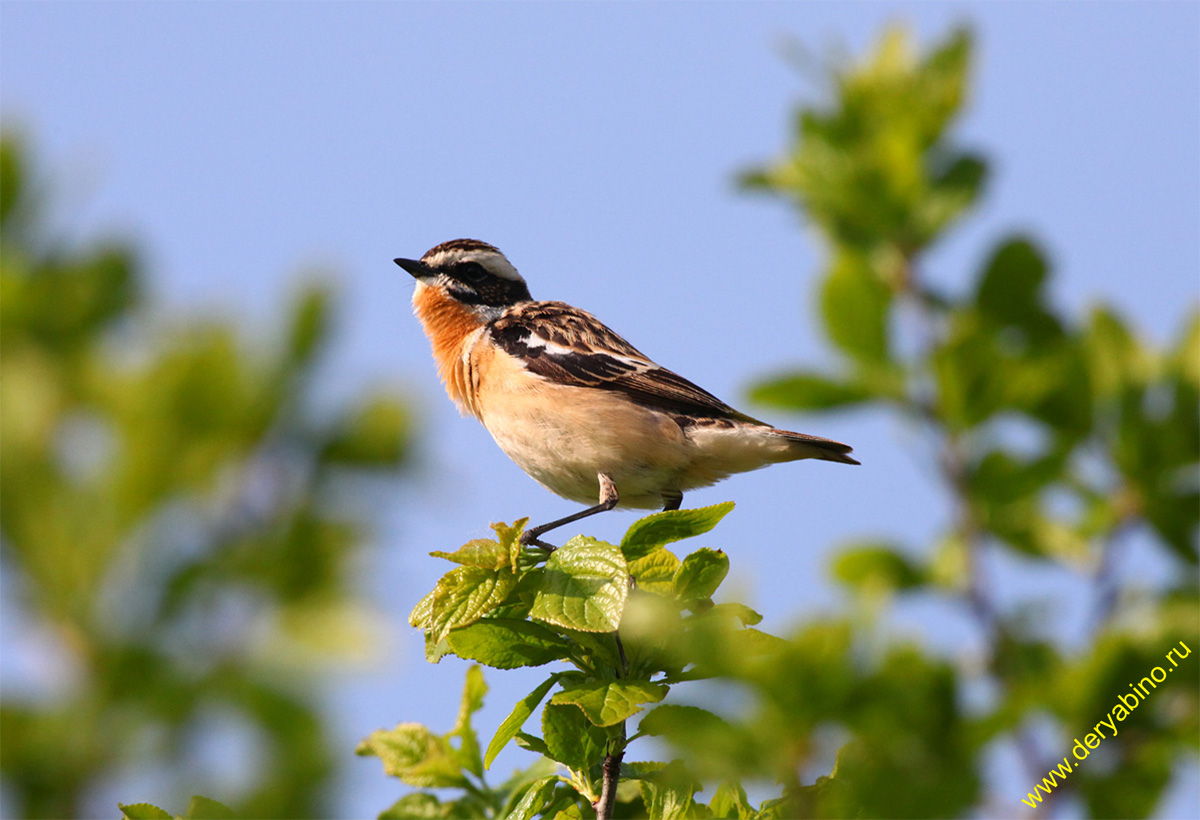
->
[395, 239, 532, 313]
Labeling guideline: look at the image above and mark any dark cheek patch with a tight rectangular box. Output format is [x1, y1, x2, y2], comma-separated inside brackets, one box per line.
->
[450, 278, 530, 307]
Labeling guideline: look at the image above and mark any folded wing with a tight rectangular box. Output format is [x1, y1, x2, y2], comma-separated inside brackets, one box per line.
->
[489, 301, 753, 422]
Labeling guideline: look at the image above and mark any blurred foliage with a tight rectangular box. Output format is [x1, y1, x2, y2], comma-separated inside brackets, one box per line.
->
[739, 24, 1198, 817]
[0, 134, 412, 818]
[365, 24, 1198, 820]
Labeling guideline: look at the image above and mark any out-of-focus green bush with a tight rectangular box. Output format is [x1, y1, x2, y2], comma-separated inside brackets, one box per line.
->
[735, 26, 1198, 818]
[0, 134, 413, 819]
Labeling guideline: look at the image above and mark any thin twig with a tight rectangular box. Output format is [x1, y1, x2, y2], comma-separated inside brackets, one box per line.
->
[902, 274, 1050, 791]
[595, 628, 631, 818]
[614, 633, 628, 679]
[595, 722, 626, 820]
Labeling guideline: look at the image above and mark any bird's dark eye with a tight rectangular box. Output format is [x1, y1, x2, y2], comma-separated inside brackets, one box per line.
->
[454, 262, 488, 282]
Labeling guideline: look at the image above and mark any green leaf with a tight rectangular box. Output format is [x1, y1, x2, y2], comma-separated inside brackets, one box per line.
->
[1086, 305, 1148, 398]
[430, 538, 511, 570]
[1174, 309, 1200, 383]
[975, 235, 1062, 344]
[184, 796, 234, 820]
[447, 618, 571, 669]
[627, 548, 681, 595]
[620, 502, 735, 561]
[530, 537, 629, 632]
[323, 394, 409, 466]
[507, 776, 560, 820]
[967, 449, 1067, 505]
[541, 702, 608, 772]
[932, 310, 1007, 429]
[673, 549, 729, 603]
[0, 137, 22, 229]
[831, 543, 924, 592]
[492, 518, 530, 571]
[558, 627, 624, 669]
[427, 566, 517, 644]
[618, 761, 668, 781]
[708, 602, 762, 626]
[485, 674, 560, 768]
[408, 589, 437, 628]
[119, 805, 173, 820]
[355, 723, 468, 788]
[424, 631, 451, 664]
[640, 760, 702, 820]
[514, 731, 551, 757]
[918, 27, 972, 133]
[784, 771, 864, 819]
[550, 679, 669, 727]
[378, 793, 454, 820]
[709, 781, 755, 820]
[638, 704, 732, 739]
[918, 153, 988, 239]
[286, 283, 332, 365]
[497, 756, 561, 816]
[450, 665, 487, 776]
[749, 371, 872, 411]
[820, 250, 892, 364]
[975, 236, 1047, 322]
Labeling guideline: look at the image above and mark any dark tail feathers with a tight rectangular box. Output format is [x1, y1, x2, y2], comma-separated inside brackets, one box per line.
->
[771, 428, 861, 465]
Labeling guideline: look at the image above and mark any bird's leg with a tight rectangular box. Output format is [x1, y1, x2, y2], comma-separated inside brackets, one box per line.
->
[520, 474, 619, 550]
[661, 490, 683, 511]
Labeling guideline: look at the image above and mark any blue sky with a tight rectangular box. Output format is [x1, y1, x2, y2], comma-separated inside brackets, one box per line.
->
[2, 2, 1197, 818]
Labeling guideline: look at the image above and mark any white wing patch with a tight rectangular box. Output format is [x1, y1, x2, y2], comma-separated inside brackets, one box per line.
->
[520, 328, 652, 374]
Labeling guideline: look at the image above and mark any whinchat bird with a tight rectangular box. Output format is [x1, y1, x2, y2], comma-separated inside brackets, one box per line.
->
[398, 239, 858, 548]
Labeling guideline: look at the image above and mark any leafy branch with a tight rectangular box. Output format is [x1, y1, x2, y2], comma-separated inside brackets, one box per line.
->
[357, 502, 779, 819]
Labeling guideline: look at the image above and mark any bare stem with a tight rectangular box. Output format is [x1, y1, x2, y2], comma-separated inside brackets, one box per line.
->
[595, 629, 630, 818]
[595, 722, 626, 820]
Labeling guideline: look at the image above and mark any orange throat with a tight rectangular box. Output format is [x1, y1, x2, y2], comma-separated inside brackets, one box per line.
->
[412, 284, 482, 415]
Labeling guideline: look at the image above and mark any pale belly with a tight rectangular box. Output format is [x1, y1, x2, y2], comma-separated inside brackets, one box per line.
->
[478, 385, 693, 508]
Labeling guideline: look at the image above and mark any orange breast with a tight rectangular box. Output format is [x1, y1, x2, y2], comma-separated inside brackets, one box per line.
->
[412, 285, 485, 416]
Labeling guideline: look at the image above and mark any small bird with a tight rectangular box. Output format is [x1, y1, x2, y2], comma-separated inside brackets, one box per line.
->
[397, 239, 858, 548]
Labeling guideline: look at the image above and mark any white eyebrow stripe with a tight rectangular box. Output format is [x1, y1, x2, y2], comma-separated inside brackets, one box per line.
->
[476, 252, 523, 282]
[424, 248, 524, 282]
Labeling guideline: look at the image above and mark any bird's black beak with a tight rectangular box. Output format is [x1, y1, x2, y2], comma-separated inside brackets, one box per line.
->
[394, 258, 435, 280]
